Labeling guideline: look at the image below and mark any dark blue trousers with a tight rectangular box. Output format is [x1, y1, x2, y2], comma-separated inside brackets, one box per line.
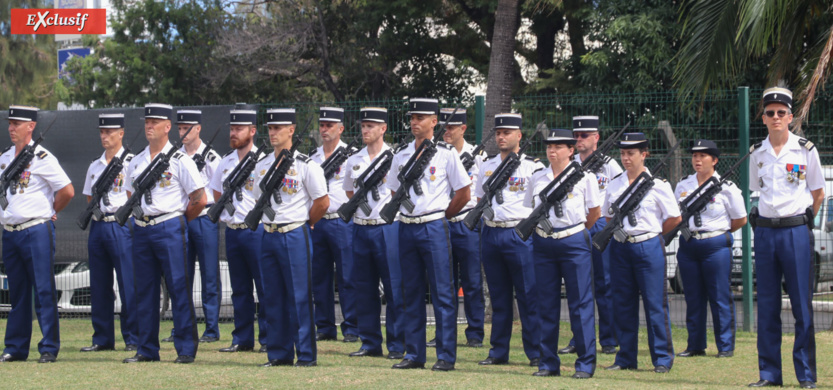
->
[533, 228, 596, 374]
[311, 218, 358, 339]
[183, 215, 220, 339]
[261, 224, 316, 363]
[226, 225, 268, 348]
[133, 216, 198, 360]
[609, 235, 674, 369]
[448, 219, 485, 342]
[677, 233, 736, 353]
[2, 221, 59, 359]
[754, 224, 816, 384]
[399, 219, 457, 364]
[88, 219, 137, 347]
[569, 217, 617, 348]
[481, 225, 540, 362]
[353, 222, 404, 354]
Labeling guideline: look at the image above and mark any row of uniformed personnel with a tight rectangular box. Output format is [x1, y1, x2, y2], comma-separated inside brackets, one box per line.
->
[0, 88, 821, 387]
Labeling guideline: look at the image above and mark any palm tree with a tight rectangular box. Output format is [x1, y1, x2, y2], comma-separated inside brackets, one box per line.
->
[673, 0, 833, 130]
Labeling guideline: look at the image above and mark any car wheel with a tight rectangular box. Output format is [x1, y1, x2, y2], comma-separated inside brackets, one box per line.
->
[160, 278, 170, 317]
[670, 266, 684, 294]
[813, 253, 821, 293]
[379, 281, 386, 305]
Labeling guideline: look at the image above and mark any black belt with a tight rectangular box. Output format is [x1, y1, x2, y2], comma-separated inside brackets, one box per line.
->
[756, 215, 808, 228]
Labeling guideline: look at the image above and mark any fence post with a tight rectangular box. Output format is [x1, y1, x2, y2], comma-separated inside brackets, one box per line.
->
[738, 86, 754, 332]
[475, 95, 485, 144]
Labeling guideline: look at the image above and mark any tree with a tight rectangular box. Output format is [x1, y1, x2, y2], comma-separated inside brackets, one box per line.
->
[0, 0, 58, 109]
[482, 0, 522, 154]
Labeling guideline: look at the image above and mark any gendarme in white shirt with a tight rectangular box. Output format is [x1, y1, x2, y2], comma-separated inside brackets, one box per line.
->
[524, 168, 600, 228]
[602, 168, 681, 236]
[208, 146, 262, 225]
[0, 142, 71, 225]
[343, 144, 393, 221]
[125, 142, 205, 216]
[82, 147, 133, 214]
[674, 172, 747, 233]
[180, 142, 220, 205]
[253, 150, 328, 224]
[310, 140, 353, 213]
[475, 153, 545, 222]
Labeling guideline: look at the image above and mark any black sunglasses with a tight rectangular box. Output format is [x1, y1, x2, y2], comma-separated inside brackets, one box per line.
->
[573, 132, 595, 139]
[765, 110, 789, 118]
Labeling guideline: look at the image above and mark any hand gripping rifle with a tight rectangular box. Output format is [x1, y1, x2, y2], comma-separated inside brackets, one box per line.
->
[462, 127, 542, 231]
[460, 143, 486, 172]
[191, 124, 224, 172]
[337, 149, 394, 222]
[591, 140, 682, 251]
[76, 131, 142, 230]
[243, 116, 314, 230]
[206, 142, 268, 223]
[114, 124, 196, 226]
[378, 107, 460, 224]
[320, 134, 361, 189]
[0, 115, 58, 210]
[661, 150, 751, 245]
[514, 122, 630, 240]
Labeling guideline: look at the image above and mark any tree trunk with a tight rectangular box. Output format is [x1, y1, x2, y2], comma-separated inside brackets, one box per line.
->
[482, 0, 521, 155]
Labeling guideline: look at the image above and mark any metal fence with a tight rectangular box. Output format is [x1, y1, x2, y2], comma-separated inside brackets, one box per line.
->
[2, 88, 833, 335]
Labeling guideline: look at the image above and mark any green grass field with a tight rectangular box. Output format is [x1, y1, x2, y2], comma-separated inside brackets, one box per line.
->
[0, 318, 829, 389]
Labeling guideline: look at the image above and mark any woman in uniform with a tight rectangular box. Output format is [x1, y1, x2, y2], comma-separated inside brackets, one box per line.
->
[525, 128, 601, 378]
[674, 140, 747, 359]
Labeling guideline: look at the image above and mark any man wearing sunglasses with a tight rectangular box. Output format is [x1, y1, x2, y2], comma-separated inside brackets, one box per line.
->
[558, 116, 622, 357]
[747, 87, 823, 389]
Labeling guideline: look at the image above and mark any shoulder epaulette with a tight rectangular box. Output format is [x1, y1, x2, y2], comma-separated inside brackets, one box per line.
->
[172, 151, 184, 160]
[437, 141, 453, 150]
[36, 151, 48, 159]
[724, 180, 736, 187]
[524, 155, 540, 163]
[532, 167, 544, 174]
[125, 155, 133, 163]
[612, 172, 624, 180]
[223, 149, 235, 157]
[1, 146, 11, 155]
[309, 148, 318, 156]
[295, 154, 311, 163]
[91, 157, 98, 163]
[474, 148, 486, 156]
[799, 138, 815, 151]
[683, 174, 693, 181]
[749, 142, 763, 153]
[207, 150, 220, 161]
[484, 153, 497, 161]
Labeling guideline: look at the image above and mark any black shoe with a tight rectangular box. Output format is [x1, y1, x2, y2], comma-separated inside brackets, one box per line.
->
[342, 334, 359, 343]
[294, 360, 317, 367]
[259, 345, 267, 353]
[799, 381, 817, 389]
[124, 344, 138, 352]
[572, 371, 592, 379]
[199, 336, 219, 343]
[38, 352, 57, 363]
[478, 357, 508, 365]
[316, 333, 337, 341]
[387, 351, 405, 360]
[676, 349, 706, 357]
[161, 336, 174, 343]
[557, 345, 576, 354]
[432, 360, 454, 371]
[748, 380, 781, 387]
[392, 359, 425, 369]
[174, 355, 194, 364]
[349, 349, 383, 357]
[219, 344, 254, 353]
[123, 354, 156, 363]
[261, 359, 293, 367]
[80, 344, 114, 352]
[426, 338, 437, 348]
[0, 353, 25, 362]
[532, 369, 559, 377]
[465, 339, 483, 348]
[605, 364, 635, 371]
[716, 351, 734, 358]
[529, 358, 540, 367]
[654, 365, 670, 373]
[601, 345, 618, 354]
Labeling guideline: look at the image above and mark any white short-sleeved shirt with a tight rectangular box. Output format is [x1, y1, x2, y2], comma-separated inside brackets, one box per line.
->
[602, 168, 681, 235]
[82, 147, 133, 213]
[208, 146, 261, 224]
[524, 167, 601, 228]
[310, 141, 354, 213]
[574, 153, 623, 199]
[343, 144, 393, 220]
[452, 142, 484, 211]
[253, 150, 328, 224]
[125, 142, 205, 216]
[749, 132, 824, 218]
[385, 140, 471, 216]
[674, 173, 747, 232]
[180, 142, 220, 205]
[475, 153, 546, 222]
[0, 142, 72, 225]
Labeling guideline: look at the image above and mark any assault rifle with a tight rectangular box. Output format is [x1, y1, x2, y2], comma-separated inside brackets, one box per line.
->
[460, 143, 486, 172]
[0, 115, 58, 210]
[76, 131, 142, 230]
[114, 124, 196, 226]
[321, 135, 361, 187]
[206, 143, 268, 223]
[662, 150, 751, 245]
[191, 124, 223, 172]
[591, 141, 682, 251]
[337, 149, 394, 222]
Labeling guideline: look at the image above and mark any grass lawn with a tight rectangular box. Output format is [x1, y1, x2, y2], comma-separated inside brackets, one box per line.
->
[0, 318, 830, 389]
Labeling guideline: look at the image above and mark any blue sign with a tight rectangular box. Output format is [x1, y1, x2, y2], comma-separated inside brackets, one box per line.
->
[58, 47, 92, 80]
